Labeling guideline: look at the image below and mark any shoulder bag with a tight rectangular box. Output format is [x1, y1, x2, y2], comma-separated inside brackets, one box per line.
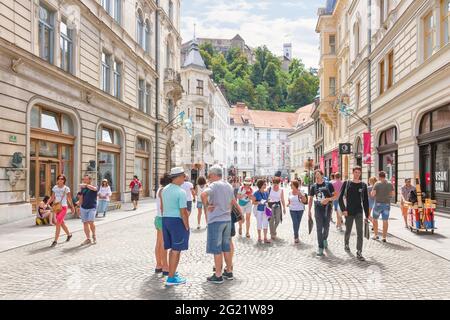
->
[52, 187, 67, 214]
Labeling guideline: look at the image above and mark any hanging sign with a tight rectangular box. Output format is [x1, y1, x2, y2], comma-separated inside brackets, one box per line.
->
[363, 132, 372, 164]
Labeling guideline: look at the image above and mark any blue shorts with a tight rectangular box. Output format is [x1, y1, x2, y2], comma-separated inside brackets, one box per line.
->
[80, 207, 96, 223]
[333, 200, 340, 211]
[162, 217, 190, 251]
[372, 203, 391, 221]
[187, 201, 193, 213]
[207, 221, 231, 254]
[196, 201, 203, 209]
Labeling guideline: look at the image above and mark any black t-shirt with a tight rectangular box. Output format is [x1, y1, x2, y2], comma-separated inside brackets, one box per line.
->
[81, 187, 97, 210]
[309, 182, 335, 210]
[338, 181, 369, 217]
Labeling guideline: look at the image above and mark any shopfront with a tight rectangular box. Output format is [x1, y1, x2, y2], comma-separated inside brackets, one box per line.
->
[135, 137, 151, 198]
[418, 105, 450, 212]
[97, 126, 122, 201]
[29, 106, 74, 208]
[377, 127, 398, 203]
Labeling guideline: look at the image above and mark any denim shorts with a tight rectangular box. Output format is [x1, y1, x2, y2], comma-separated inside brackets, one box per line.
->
[206, 221, 231, 254]
[162, 217, 190, 251]
[186, 201, 193, 212]
[333, 200, 340, 211]
[372, 202, 391, 220]
[80, 207, 96, 223]
[196, 201, 203, 209]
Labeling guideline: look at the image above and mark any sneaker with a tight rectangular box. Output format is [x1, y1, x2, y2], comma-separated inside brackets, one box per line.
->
[356, 251, 366, 261]
[316, 248, 324, 256]
[207, 274, 224, 284]
[344, 244, 350, 252]
[92, 236, 97, 244]
[323, 239, 328, 249]
[166, 275, 187, 286]
[372, 235, 380, 240]
[81, 239, 91, 246]
[223, 271, 234, 280]
[66, 234, 72, 242]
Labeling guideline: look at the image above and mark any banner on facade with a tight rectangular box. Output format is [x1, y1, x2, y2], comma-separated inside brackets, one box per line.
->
[320, 156, 325, 173]
[363, 132, 372, 164]
[332, 150, 339, 173]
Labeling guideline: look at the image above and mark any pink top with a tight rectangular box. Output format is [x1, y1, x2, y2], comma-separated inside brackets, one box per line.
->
[332, 180, 344, 195]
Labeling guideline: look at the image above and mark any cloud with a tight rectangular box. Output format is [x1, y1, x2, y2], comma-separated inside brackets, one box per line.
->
[181, 0, 320, 68]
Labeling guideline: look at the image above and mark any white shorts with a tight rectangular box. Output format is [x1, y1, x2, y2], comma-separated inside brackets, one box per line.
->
[255, 210, 269, 230]
[240, 202, 252, 214]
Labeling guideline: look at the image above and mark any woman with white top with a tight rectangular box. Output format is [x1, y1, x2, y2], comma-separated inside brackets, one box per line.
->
[196, 176, 208, 229]
[267, 177, 286, 241]
[288, 179, 307, 244]
[155, 173, 170, 276]
[48, 174, 75, 247]
[96, 179, 112, 218]
[237, 177, 254, 238]
[252, 179, 270, 244]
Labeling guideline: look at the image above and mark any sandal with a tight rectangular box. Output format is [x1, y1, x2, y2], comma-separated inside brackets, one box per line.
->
[246, 233, 250, 238]
[66, 234, 72, 242]
[264, 239, 272, 244]
[50, 241, 57, 247]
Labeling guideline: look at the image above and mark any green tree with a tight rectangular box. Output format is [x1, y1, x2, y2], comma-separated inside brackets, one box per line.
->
[263, 62, 278, 87]
[250, 61, 264, 86]
[199, 43, 215, 69]
[255, 83, 270, 110]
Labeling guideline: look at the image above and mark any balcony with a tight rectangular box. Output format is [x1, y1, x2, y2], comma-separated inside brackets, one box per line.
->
[164, 68, 183, 103]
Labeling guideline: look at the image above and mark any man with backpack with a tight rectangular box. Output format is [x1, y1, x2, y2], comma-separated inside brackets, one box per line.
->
[338, 166, 370, 261]
[308, 170, 336, 256]
[130, 175, 142, 211]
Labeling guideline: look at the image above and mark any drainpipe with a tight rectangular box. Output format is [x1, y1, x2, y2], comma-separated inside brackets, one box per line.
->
[367, 0, 372, 180]
[154, 0, 161, 197]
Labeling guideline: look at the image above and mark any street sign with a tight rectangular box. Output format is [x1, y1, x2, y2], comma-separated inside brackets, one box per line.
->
[339, 143, 352, 154]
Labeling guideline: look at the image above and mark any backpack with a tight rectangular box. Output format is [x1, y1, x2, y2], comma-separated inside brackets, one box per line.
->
[132, 181, 140, 194]
[408, 189, 418, 204]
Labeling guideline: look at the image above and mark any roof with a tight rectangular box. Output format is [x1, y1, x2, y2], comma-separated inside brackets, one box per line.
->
[232, 34, 244, 41]
[182, 40, 206, 69]
[229, 103, 299, 129]
[294, 103, 315, 127]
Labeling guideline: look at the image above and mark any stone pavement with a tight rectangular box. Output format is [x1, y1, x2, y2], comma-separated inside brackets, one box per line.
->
[1, 194, 450, 300]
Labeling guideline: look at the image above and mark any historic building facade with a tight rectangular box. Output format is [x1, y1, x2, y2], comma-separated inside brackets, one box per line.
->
[316, 0, 450, 211]
[0, 0, 182, 224]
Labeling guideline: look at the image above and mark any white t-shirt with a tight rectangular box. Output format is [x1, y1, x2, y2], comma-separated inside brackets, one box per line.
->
[156, 187, 163, 217]
[181, 181, 194, 201]
[268, 187, 282, 202]
[196, 184, 207, 202]
[52, 185, 70, 206]
[288, 192, 305, 211]
[98, 186, 112, 201]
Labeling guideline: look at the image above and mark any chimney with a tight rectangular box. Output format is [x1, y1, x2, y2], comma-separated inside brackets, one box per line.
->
[236, 102, 246, 109]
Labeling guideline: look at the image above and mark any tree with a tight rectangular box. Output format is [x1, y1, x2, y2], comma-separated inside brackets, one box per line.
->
[263, 62, 278, 87]
[199, 43, 215, 69]
[255, 83, 270, 110]
[250, 61, 264, 86]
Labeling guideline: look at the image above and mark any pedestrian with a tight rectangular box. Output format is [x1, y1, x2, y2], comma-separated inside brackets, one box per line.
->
[196, 176, 208, 229]
[267, 176, 286, 241]
[72, 192, 81, 219]
[307, 170, 336, 256]
[201, 166, 239, 284]
[79, 175, 98, 245]
[162, 167, 190, 286]
[367, 176, 377, 223]
[287, 179, 307, 244]
[155, 173, 170, 276]
[49, 174, 75, 247]
[237, 177, 254, 238]
[252, 179, 270, 244]
[400, 178, 415, 228]
[181, 175, 195, 215]
[130, 175, 142, 210]
[371, 171, 395, 242]
[338, 167, 370, 261]
[97, 179, 112, 218]
[331, 173, 344, 231]
[37, 196, 54, 225]
[232, 178, 240, 198]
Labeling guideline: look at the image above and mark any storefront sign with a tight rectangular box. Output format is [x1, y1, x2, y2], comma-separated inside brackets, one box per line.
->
[435, 171, 447, 192]
[320, 156, 325, 173]
[332, 150, 339, 173]
[339, 143, 352, 155]
[363, 132, 372, 164]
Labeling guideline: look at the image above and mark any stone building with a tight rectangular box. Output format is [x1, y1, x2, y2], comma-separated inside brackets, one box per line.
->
[0, 0, 183, 224]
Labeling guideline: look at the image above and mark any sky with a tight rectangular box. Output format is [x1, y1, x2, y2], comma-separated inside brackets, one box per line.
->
[180, 0, 321, 69]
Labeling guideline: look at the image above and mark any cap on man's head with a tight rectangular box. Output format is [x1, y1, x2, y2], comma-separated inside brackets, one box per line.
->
[169, 167, 185, 178]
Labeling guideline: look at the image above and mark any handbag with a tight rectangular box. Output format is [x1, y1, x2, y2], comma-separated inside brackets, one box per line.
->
[52, 188, 66, 214]
[298, 192, 308, 205]
[231, 204, 243, 222]
[364, 219, 370, 239]
[264, 206, 272, 218]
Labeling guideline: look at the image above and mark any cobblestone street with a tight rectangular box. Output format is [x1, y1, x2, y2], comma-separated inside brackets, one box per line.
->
[1, 204, 450, 300]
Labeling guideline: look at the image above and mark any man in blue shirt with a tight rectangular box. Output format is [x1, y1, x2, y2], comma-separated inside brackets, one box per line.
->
[162, 167, 189, 286]
[79, 175, 98, 245]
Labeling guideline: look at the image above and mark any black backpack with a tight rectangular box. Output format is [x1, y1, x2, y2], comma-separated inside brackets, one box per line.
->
[407, 190, 418, 203]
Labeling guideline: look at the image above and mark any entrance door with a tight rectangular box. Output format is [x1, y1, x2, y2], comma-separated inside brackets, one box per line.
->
[420, 145, 432, 198]
[38, 162, 59, 199]
[379, 151, 398, 203]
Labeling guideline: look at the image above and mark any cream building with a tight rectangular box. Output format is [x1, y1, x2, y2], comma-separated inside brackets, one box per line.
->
[0, 0, 183, 224]
[174, 39, 230, 181]
[316, 0, 450, 212]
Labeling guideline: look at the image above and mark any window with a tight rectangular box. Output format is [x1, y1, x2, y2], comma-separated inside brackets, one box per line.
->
[196, 80, 204, 95]
[248, 158, 252, 165]
[379, 127, 397, 146]
[234, 128, 238, 138]
[41, 111, 60, 131]
[379, 59, 385, 94]
[166, 42, 171, 68]
[145, 20, 151, 54]
[169, 0, 174, 22]
[138, 79, 145, 111]
[355, 82, 361, 109]
[196, 108, 204, 123]
[101, 127, 114, 144]
[387, 51, 394, 89]
[257, 131, 260, 140]
[241, 142, 245, 152]
[248, 143, 252, 152]
[241, 128, 246, 138]
[380, 0, 385, 26]
[113, 0, 121, 23]
[137, 11, 144, 48]
[145, 83, 151, 115]
[31, 106, 74, 135]
[234, 157, 237, 165]
[353, 22, 360, 58]
[60, 19, 73, 73]
[38, 3, 54, 63]
[420, 105, 450, 134]
[234, 142, 237, 152]
[441, 0, 450, 46]
[267, 145, 270, 154]
[136, 137, 149, 152]
[424, 12, 436, 60]
[102, 52, 112, 93]
[329, 35, 336, 54]
[113, 60, 122, 99]
[267, 130, 271, 140]
[329, 77, 336, 96]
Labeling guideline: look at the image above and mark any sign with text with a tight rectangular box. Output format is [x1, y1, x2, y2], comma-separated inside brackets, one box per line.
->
[332, 150, 339, 173]
[339, 143, 352, 155]
[363, 132, 372, 164]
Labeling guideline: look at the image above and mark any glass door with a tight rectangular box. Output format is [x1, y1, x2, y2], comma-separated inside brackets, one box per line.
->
[38, 162, 59, 199]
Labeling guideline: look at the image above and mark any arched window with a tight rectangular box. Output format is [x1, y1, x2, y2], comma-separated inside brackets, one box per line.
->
[248, 142, 252, 152]
[136, 10, 144, 48]
[30, 106, 74, 135]
[379, 127, 397, 146]
[234, 156, 237, 165]
[241, 142, 245, 152]
[353, 21, 360, 58]
[97, 125, 122, 196]
[354, 137, 363, 167]
[241, 128, 246, 138]
[420, 105, 450, 134]
[234, 128, 238, 138]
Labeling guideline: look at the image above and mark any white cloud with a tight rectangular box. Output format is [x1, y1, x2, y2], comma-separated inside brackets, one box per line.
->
[181, 0, 320, 68]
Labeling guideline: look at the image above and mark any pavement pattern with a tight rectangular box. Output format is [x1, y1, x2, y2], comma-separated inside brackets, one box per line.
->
[1, 204, 450, 300]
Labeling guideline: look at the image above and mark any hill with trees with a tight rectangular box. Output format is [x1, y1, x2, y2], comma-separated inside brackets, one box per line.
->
[199, 43, 319, 112]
